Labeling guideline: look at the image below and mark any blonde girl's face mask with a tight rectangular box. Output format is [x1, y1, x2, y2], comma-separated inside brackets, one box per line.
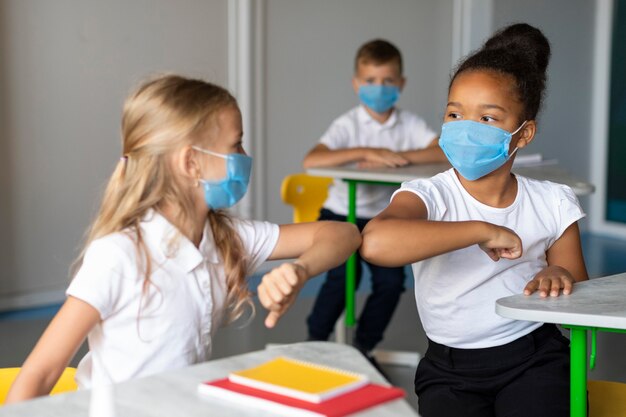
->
[192, 146, 252, 210]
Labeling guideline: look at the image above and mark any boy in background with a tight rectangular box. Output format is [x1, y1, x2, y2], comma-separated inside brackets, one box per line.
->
[303, 39, 446, 367]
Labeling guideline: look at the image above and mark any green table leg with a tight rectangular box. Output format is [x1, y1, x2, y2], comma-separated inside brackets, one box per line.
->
[345, 180, 357, 327]
[569, 327, 587, 417]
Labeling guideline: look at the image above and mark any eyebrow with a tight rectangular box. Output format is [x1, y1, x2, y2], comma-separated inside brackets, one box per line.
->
[447, 101, 507, 112]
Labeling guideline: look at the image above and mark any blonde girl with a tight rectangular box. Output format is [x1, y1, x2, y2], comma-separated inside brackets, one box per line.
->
[6, 75, 360, 402]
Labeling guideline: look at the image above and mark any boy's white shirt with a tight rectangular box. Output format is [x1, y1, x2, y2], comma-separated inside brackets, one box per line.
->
[66, 210, 279, 388]
[394, 169, 585, 349]
[320, 105, 437, 219]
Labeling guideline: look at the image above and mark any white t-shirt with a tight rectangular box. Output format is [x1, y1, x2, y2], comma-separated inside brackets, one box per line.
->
[66, 210, 279, 388]
[393, 169, 585, 349]
[321, 105, 437, 218]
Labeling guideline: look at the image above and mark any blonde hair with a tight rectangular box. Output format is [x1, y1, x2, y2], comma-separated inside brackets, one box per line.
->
[73, 74, 251, 323]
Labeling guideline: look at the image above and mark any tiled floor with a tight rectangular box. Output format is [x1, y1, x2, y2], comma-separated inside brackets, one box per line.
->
[1, 232, 625, 413]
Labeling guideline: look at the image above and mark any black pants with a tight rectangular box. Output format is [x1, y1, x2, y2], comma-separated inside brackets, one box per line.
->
[415, 324, 570, 417]
[306, 209, 406, 351]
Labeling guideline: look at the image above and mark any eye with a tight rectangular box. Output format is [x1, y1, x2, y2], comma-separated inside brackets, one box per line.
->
[383, 78, 395, 85]
[364, 78, 375, 84]
[480, 115, 497, 122]
[447, 112, 462, 120]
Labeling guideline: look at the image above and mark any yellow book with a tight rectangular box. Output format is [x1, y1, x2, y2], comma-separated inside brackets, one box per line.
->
[228, 356, 369, 403]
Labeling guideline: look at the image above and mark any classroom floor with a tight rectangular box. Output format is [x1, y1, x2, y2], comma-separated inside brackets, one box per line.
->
[1, 232, 626, 413]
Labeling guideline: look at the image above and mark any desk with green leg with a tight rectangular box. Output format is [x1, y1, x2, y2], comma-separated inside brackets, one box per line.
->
[496, 273, 626, 417]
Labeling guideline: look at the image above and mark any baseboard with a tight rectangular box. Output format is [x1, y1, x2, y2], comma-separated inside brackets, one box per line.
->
[0, 288, 66, 313]
[372, 349, 420, 367]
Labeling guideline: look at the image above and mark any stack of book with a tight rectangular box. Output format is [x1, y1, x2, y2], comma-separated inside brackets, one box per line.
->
[197, 356, 405, 417]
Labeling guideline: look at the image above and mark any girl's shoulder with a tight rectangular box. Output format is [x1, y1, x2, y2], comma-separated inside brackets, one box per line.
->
[400, 168, 458, 196]
[516, 175, 579, 204]
[83, 231, 139, 270]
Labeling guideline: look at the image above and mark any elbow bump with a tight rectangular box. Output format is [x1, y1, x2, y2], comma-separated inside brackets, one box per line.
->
[359, 234, 381, 263]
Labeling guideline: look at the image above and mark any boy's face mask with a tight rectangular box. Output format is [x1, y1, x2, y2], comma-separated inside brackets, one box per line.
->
[439, 120, 527, 181]
[192, 146, 252, 210]
[358, 85, 400, 114]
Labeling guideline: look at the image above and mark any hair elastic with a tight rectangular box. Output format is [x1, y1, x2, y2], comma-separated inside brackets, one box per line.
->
[120, 155, 129, 163]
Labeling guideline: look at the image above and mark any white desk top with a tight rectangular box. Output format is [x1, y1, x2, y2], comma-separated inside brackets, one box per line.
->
[307, 163, 595, 196]
[496, 273, 626, 329]
[0, 342, 417, 417]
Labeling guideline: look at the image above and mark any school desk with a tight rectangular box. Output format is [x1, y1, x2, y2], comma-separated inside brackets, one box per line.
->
[307, 162, 595, 327]
[496, 273, 626, 417]
[0, 341, 416, 417]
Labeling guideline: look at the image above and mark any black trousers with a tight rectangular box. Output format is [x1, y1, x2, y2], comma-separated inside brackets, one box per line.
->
[415, 324, 570, 417]
[306, 209, 406, 351]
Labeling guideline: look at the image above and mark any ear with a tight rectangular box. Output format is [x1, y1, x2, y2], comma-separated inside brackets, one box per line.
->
[352, 75, 360, 95]
[515, 120, 536, 150]
[398, 76, 406, 92]
[178, 145, 201, 185]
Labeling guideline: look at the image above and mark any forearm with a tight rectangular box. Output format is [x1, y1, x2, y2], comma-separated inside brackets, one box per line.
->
[398, 146, 448, 165]
[295, 222, 361, 277]
[5, 367, 60, 403]
[361, 218, 490, 266]
[303, 147, 371, 169]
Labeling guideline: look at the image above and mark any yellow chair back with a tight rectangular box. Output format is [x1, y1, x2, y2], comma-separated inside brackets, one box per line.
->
[588, 380, 626, 417]
[0, 367, 78, 405]
[281, 173, 333, 223]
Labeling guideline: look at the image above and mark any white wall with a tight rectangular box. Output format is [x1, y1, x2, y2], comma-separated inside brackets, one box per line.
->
[0, 0, 228, 309]
[263, 0, 454, 225]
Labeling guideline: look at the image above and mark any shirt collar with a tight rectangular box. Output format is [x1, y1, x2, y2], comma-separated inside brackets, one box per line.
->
[140, 210, 220, 273]
[357, 104, 400, 128]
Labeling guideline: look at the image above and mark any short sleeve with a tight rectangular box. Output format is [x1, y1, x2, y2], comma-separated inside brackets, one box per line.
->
[233, 219, 280, 275]
[391, 178, 448, 221]
[66, 238, 130, 320]
[549, 184, 586, 246]
[319, 117, 351, 150]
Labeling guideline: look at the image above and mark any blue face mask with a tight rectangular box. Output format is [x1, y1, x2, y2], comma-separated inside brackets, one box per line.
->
[192, 146, 252, 210]
[439, 120, 526, 181]
[358, 85, 400, 114]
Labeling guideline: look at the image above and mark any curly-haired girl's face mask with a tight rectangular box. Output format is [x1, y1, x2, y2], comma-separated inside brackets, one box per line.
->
[439, 120, 526, 181]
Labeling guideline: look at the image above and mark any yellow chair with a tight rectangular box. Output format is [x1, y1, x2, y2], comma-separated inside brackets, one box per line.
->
[588, 380, 626, 417]
[0, 367, 78, 405]
[281, 173, 333, 223]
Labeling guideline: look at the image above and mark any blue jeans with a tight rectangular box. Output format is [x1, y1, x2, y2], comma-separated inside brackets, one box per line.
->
[306, 209, 406, 352]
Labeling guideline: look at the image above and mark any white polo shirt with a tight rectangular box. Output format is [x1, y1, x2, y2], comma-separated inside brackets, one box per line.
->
[66, 210, 279, 388]
[320, 105, 437, 219]
[394, 169, 585, 348]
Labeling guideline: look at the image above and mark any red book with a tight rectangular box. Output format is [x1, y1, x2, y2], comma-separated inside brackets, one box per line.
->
[198, 378, 405, 417]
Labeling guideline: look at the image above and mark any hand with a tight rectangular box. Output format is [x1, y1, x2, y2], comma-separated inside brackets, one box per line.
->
[524, 266, 575, 297]
[363, 148, 410, 168]
[356, 161, 389, 169]
[478, 224, 523, 261]
[257, 262, 308, 328]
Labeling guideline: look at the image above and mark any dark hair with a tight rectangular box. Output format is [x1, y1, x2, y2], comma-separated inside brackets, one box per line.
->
[450, 23, 551, 121]
[355, 39, 403, 74]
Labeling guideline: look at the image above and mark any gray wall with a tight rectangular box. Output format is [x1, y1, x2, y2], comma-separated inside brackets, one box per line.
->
[264, 0, 454, 225]
[0, 0, 600, 300]
[493, 0, 595, 222]
[0, 0, 228, 308]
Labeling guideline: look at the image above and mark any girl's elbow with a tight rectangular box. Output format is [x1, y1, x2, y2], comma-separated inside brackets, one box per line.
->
[343, 223, 361, 250]
[360, 231, 383, 264]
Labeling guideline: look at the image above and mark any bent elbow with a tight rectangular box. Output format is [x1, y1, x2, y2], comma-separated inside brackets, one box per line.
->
[344, 223, 361, 251]
[360, 231, 384, 264]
